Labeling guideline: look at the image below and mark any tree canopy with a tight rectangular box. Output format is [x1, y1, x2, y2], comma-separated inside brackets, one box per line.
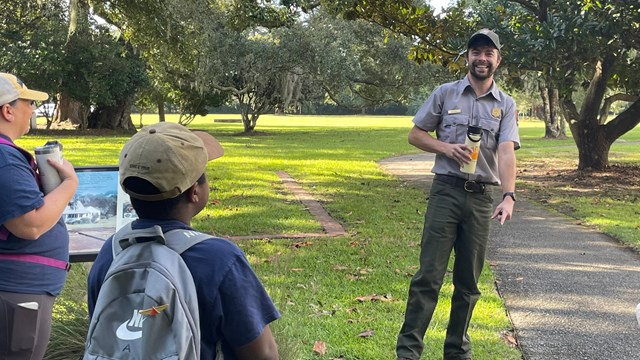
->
[321, 0, 640, 170]
[479, 0, 640, 169]
[3, 0, 636, 160]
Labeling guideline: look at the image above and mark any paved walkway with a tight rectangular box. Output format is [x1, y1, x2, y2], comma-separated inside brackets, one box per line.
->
[379, 153, 640, 360]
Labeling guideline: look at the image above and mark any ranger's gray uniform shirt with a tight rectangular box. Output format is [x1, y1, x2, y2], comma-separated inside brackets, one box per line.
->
[412, 75, 520, 185]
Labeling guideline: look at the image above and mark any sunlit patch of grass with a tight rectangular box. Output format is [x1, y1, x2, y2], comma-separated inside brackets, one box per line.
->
[41, 115, 638, 359]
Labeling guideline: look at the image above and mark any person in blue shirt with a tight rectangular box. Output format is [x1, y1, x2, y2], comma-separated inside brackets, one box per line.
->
[0, 73, 78, 359]
[87, 122, 280, 360]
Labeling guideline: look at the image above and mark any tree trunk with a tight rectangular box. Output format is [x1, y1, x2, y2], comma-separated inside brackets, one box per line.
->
[570, 120, 610, 170]
[541, 85, 565, 138]
[548, 87, 558, 137]
[550, 88, 567, 139]
[157, 99, 165, 122]
[87, 96, 136, 131]
[570, 56, 617, 170]
[540, 85, 552, 137]
[240, 112, 258, 132]
[559, 109, 567, 138]
[550, 88, 566, 138]
[60, 0, 90, 129]
[56, 93, 88, 129]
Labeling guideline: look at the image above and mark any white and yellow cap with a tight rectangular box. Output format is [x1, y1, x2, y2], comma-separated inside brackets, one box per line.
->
[0, 73, 48, 105]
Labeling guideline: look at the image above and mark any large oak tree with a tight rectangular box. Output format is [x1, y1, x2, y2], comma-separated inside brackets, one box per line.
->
[480, 0, 640, 170]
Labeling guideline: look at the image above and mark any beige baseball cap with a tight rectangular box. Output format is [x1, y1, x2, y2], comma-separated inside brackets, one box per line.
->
[0, 73, 48, 105]
[467, 28, 502, 50]
[120, 122, 224, 201]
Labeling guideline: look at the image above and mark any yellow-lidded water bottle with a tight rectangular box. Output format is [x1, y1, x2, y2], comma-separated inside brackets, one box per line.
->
[460, 126, 482, 174]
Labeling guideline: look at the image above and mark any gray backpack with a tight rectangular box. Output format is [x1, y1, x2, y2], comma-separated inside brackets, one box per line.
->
[83, 224, 210, 360]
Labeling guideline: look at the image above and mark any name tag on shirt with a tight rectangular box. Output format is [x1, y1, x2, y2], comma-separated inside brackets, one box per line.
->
[447, 109, 462, 114]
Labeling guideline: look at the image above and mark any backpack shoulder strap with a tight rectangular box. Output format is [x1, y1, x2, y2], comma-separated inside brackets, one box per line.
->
[163, 229, 212, 254]
[110, 223, 212, 257]
[111, 223, 165, 258]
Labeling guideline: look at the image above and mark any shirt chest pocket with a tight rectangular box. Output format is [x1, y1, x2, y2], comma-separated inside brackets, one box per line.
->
[479, 117, 500, 150]
[438, 114, 468, 144]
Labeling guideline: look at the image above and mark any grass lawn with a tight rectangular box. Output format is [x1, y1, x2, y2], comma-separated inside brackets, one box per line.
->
[17, 114, 638, 359]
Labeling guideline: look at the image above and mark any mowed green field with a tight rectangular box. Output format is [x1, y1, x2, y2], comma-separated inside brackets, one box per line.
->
[19, 114, 637, 359]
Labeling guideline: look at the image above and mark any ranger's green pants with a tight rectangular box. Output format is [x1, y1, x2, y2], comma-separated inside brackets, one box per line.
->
[396, 179, 493, 360]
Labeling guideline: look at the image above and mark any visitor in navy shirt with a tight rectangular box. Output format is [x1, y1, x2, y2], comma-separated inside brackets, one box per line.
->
[0, 73, 78, 359]
[87, 122, 280, 359]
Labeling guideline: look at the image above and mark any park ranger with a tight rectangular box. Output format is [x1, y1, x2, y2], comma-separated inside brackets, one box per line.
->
[396, 29, 520, 360]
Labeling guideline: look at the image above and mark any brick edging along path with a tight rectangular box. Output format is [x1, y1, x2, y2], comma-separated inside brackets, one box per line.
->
[228, 171, 347, 241]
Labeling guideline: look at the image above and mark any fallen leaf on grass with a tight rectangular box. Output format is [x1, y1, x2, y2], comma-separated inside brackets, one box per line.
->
[355, 294, 393, 302]
[312, 310, 336, 317]
[333, 265, 348, 271]
[290, 268, 304, 272]
[290, 241, 314, 249]
[357, 329, 375, 338]
[313, 341, 326, 355]
[501, 332, 518, 347]
[395, 268, 414, 277]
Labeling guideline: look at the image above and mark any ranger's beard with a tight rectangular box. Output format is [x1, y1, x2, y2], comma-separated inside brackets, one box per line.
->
[468, 60, 495, 81]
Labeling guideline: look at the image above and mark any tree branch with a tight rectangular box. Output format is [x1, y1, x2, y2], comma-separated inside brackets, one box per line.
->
[560, 96, 579, 123]
[581, 55, 616, 123]
[352, 2, 458, 56]
[210, 81, 250, 96]
[322, 84, 360, 110]
[598, 93, 639, 124]
[604, 98, 640, 142]
[508, 0, 539, 14]
[350, 86, 400, 105]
